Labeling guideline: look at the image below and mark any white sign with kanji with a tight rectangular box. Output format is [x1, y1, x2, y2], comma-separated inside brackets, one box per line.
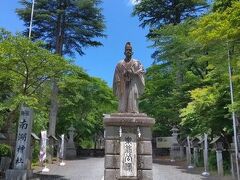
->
[120, 133, 137, 177]
[39, 130, 47, 162]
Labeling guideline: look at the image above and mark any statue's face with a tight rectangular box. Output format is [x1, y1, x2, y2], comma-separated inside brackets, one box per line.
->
[124, 45, 132, 59]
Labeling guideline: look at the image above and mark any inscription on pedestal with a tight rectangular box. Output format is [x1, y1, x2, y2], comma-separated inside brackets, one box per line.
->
[120, 133, 137, 177]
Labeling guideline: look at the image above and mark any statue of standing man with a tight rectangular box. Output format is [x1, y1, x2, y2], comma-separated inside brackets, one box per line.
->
[113, 42, 145, 113]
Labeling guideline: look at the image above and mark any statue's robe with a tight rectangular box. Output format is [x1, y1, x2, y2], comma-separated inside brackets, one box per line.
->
[113, 59, 145, 113]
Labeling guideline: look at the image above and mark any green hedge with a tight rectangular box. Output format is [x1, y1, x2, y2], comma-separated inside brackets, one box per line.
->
[0, 144, 11, 157]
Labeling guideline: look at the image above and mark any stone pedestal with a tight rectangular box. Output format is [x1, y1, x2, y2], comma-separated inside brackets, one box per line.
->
[193, 147, 199, 167]
[65, 142, 76, 159]
[170, 143, 181, 161]
[170, 127, 180, 161]
[5, 169, 33, 180]
[66, 126, 76, 159]
[216, 150, 223, 176]
[104, 113, 155, 180]
[179, 146, 185, 160]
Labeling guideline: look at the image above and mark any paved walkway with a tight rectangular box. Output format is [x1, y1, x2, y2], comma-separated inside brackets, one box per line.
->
[31, 157, 231, 180]
[152, 159, 231, 180]
[32, 158, 104, 180]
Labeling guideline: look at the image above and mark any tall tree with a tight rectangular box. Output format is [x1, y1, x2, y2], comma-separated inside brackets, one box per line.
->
[132, 0, 207, 29]
[184, 1, 240, 136]
[133, 0, 208, 87]
[17, 0, 105, 56]
[139, 20, 206, 137]
[16, 0, 106, 143]
[0, 33, 67, 145]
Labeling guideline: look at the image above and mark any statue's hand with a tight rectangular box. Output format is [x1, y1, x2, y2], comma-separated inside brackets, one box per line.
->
[127, 68, 136, 75]
[135, 69, 144, 75]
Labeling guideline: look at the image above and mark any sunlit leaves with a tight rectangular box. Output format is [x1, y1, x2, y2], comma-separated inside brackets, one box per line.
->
[191, 2, 240, 45]
[0, 35, 68, 109]
[57, 64, 117, 144]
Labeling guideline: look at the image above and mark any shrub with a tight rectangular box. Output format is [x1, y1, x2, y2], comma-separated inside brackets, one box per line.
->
[32, 143, 40, 163]
[196, 149, 204, 167]
[0, 144, 11, 157]
[209, 150, 217, 171]
[80, 139, 94, 149]
[223, 150, 231, 175]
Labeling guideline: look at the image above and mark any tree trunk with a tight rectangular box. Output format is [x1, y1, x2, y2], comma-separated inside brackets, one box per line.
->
[48, 0, 65, 163]
[48, 79, 59, 137]
[1, 108, 18, 148]
[48, 78, 58, 163]
[48, 0, 65, 136]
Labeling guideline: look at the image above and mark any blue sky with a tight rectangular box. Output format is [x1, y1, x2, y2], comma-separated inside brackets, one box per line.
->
[0, 0, 154, 87]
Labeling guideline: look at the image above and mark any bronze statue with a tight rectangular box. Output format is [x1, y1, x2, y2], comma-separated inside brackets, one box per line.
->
[113, 42, 145, 113]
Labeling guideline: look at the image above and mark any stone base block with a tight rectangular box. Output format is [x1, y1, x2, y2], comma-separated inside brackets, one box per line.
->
[138, 170, 153, 180]
[104, 169, 153, 180]
[105, 155, 120, 169]
[5, 169, 33, 180]
[138, 127, 152, 141]
[105, 169, 119, 180]
[105, 139, 120, 154]
[66, 148, 76, 159]
[118, 177, 138, 180]
[104, 113, 155, 127]
[138, 141, 152, 155]
[137, 155, 152, 169]
[105, 126, 120, 140]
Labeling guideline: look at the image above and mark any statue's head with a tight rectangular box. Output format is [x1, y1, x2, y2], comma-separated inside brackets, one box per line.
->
[124, 42, 133, 59]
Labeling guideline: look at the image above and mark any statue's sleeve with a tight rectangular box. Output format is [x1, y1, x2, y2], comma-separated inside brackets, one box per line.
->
[135, 61, 145, 95]
[113, 63, 121, 97]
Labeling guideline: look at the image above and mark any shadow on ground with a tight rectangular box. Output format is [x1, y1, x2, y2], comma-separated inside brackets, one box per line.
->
[32, 171, 69, 180]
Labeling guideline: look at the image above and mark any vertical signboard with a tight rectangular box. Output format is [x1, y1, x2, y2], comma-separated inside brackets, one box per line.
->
[39, 130, 47, 163]
[120, 133, 137, 177]
[14, 105, 33, 169]
[59, 134, 64, 159]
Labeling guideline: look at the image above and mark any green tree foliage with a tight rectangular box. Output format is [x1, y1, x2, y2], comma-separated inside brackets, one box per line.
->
[0, 32, 68, 135]
[16, 0, 106, 56]
[0, 35, 67, 109]
[17, 0, 106, 144]
[0, 144, 12, 157]
[132, 1, 209, 137]
[180, 1, 240, 137]
[139, 20, 206, 136]
[212, 0, 237, 12]
[56, 64, 117, 145]
[180, 84, 232, 136]
[191, 8, 240, 44]
[140, 64, 178, 136]
[0, 30, 117, 146]
[132, 0, 207, 28]
[135, 0, 240, 139]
